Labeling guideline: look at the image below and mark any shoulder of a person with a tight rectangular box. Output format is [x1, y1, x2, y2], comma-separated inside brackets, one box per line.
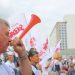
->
[32, 65, 41, 74]
[5, 61, 10, 65]
[2, 62, 11, 71]
[32, 65, 37, 70]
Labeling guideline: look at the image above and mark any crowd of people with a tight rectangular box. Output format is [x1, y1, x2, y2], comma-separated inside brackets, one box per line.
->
[43, 52, 75, 75]
[1, 47, 75, 75]
[0, 18, 75, 75]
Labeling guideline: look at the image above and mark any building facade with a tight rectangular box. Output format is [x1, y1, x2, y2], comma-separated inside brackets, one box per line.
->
[49, 15, 75, 56]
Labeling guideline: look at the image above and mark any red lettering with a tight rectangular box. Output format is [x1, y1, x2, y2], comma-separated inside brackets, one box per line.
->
[9, 31, 14, 38]
[9, 24, 24, 38]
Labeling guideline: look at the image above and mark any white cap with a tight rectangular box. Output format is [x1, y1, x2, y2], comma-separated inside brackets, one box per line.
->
[7, 46, 14, 56]
[7, 51, 14, 56]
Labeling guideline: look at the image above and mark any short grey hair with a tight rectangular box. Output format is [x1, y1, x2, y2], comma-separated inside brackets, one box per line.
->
[0, 18, 9, 27]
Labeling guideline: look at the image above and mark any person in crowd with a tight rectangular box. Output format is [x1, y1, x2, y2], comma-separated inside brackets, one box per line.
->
[5, 51, 16, 75]
[28, 48, 41, 75]
[66, 56, 75, 75]
[68, 63, 74, 75]
[0, 18, 32, 75]
[69, 56, 73, 65]
[42, 58, 52, 75]
[48, 52, 68, 75]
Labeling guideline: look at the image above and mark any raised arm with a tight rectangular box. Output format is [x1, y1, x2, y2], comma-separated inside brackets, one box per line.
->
[12, 38, 32, 75]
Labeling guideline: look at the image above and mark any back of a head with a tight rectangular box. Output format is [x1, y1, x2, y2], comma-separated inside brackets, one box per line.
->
[0, 18, 9, 27]
[53, 52, 62, 60]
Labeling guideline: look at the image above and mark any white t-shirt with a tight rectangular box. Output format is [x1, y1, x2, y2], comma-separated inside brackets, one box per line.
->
[5, 61, 15, 75]
[5, 61, 16, 69]
[0, 62, 15, 75]
[32, 65, 41, 75]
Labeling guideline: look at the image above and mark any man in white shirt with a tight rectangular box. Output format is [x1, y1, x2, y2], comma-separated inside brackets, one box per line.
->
[28, 49, 41, 75]
[0, 18, 32, 75]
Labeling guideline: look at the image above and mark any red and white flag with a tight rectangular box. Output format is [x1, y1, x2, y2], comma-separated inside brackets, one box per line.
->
[55, 40, 61, 52]
[8, 13, 31, 51]
[49, 40, 61, 59]
[30, 36, 36, 48]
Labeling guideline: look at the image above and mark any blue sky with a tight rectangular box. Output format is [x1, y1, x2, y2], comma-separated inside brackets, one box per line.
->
[0, 0, 75, 39]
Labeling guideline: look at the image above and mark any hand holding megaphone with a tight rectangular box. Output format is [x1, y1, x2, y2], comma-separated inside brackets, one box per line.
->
[19, 14, 41, 40]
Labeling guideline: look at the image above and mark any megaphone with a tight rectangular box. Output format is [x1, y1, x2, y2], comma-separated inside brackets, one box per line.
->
[19, 14, 41, 40]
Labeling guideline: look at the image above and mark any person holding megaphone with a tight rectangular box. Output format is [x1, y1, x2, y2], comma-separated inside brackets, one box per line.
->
[0, 14, 41, 75]
[0, 18, 32, 75]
